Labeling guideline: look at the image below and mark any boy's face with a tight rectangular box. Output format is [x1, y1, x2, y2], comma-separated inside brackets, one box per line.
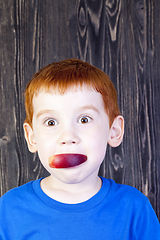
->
[24, 85, 123, 184]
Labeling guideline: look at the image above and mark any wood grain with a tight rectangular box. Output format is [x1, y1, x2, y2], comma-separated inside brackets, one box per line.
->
[0, 0, 160, 220]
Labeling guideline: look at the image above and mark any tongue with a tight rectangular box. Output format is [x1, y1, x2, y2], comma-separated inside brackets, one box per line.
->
[49, 154, 87, 168]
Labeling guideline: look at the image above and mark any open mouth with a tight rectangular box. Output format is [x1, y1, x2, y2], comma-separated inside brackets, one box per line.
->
[49, 153, 87, 168]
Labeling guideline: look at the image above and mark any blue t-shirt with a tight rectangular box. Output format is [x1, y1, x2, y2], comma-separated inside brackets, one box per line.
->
[0, 177, 159, 239]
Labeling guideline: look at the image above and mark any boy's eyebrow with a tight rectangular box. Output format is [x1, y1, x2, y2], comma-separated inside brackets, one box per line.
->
[79, 105, 100, 113]
[36, 110, 55, 118]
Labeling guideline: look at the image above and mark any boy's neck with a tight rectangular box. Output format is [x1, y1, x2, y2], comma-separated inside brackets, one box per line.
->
[40, 174, 102, 204]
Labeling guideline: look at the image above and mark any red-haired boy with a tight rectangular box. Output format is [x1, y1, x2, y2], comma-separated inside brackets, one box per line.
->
[0, 59, 159, 239]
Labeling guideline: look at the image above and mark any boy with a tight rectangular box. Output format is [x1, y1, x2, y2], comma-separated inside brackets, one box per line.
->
[0, 59, 159, 239]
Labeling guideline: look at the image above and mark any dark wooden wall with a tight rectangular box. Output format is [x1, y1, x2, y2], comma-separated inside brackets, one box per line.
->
[0, 0, 160, 220]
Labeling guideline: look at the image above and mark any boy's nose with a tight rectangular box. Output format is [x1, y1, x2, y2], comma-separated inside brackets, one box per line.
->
[58, 128, 80, 145]
[61, 140, 76, 145]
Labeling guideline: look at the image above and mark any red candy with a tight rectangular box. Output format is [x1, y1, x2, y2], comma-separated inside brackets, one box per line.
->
[49, 154, 87, 168]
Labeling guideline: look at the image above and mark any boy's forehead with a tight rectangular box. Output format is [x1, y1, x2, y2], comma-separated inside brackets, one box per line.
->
[32, 84, 106, 111]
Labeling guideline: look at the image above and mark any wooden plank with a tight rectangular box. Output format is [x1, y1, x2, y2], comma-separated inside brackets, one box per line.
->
[0, 1, 20, 194]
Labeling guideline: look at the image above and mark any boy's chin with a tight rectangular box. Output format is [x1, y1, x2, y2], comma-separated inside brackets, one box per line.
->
[49, 153, 87, 168]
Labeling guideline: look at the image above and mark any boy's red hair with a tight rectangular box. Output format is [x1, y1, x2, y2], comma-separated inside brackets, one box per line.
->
[24, 59, 120, 127]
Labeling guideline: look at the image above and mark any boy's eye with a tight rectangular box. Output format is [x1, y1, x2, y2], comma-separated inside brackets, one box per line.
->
[78, 116, 92, 124]
[44, 119, 58, 126]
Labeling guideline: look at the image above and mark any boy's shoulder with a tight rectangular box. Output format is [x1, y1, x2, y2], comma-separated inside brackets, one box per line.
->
[105, 177, 146, 202]
[0, 179, 41, 207]
[104, 178, 160, 228]
[103, 178, 157, 218]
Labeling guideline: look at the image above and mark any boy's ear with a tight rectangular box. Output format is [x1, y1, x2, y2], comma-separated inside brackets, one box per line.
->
[23, 123, 37, 153]
[108, 115, 124, 147]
